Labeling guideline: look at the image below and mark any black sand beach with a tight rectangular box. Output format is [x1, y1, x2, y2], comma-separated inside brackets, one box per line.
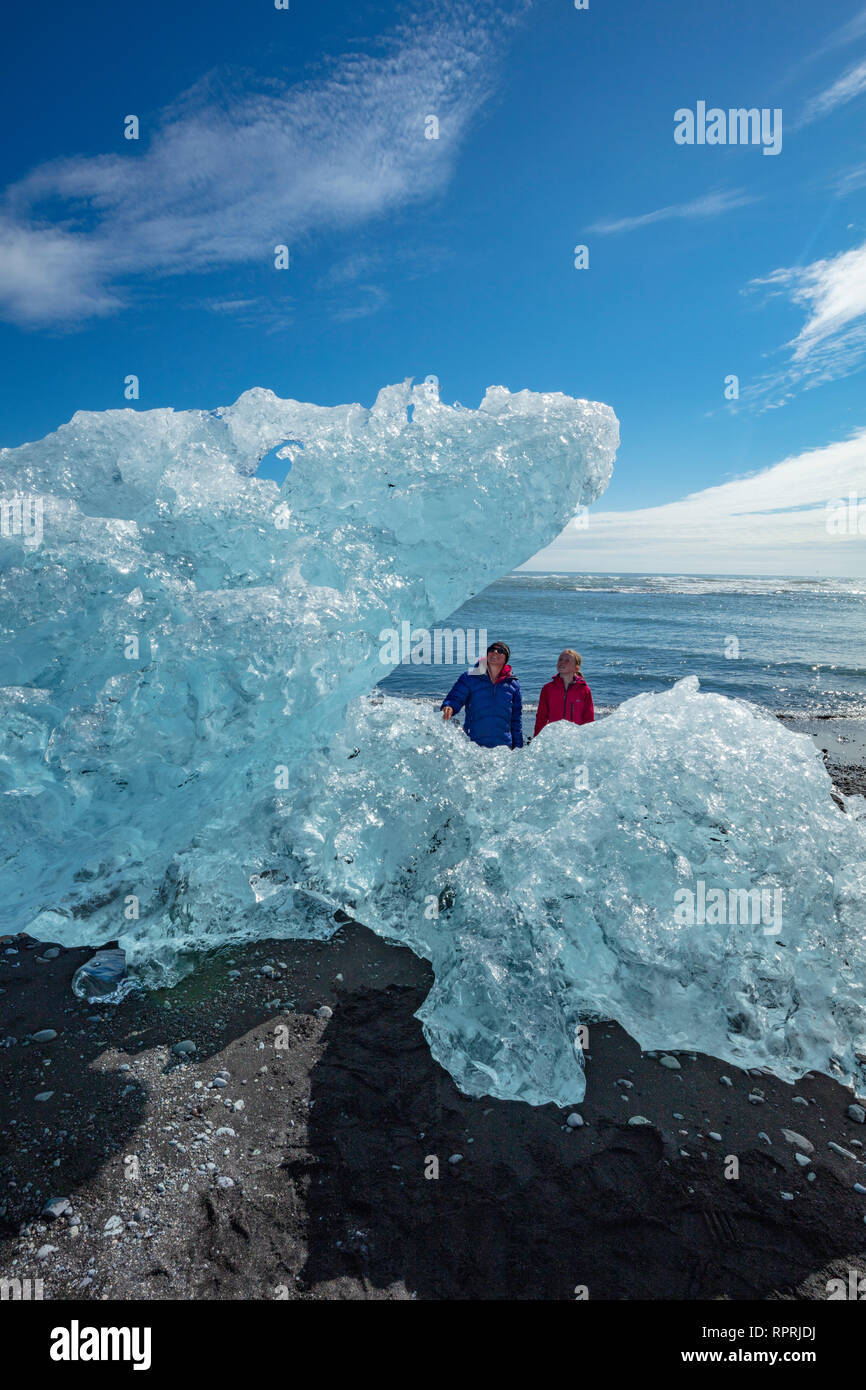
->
[1, 733, 865, 1303]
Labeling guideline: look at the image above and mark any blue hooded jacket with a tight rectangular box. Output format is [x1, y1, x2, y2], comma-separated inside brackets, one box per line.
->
[441, 663, 523, 749]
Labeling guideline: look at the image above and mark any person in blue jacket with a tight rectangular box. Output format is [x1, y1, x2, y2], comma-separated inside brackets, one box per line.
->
[441, 641, 523, 749]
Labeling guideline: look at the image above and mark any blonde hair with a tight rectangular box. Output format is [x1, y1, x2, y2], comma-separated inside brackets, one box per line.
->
[560, 648, 582, 669]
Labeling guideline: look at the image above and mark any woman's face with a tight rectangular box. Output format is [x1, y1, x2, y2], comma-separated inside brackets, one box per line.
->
[487, 646, 507, 677]
[557, 651, 577, 677]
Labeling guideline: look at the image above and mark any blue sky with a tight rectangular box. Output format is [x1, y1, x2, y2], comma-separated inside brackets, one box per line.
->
[1, 0, 865, 572]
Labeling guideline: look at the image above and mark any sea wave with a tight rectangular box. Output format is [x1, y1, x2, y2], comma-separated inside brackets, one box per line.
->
[511, 572, 866, 598]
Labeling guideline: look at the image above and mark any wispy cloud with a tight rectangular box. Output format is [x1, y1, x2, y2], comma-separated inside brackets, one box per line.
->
[834, 162, 866, 195]
[328, 284, 390, 323]
[528, 430, 866, 576]
[823, 3, 866, 52]
[588, 189, 757, 236]
[743, 240, 866, 404]
[0, 0, 525, 329]
[772, 243, 866, 361]
[314, 242, 450, 322]
[195, 295, 294, 334]
[780, 4, 866, 85]
[317, 254, 386, 290]
[799, 56, 866, 126]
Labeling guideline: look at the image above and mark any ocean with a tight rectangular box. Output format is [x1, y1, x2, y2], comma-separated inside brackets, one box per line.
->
[378, 572, 866, 718]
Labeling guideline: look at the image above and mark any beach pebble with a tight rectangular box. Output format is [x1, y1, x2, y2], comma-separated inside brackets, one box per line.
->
[781, 1129, 814, 1153]
[616, 1079, 633, 1089]
[448, 1153, 463, 1164]
[628, 1115, 653, 1126]
[758, 1132, 772, 1145]
[212, 1077, 227, 1088]
[315, 1005, 333, 1020]
[780, 1192, 795, 1201]
[807, 1172, 816, 1182]
[566, 1113, 584, 1128]
[43, 947, 60, 958]
[719, 1076, 733, 1087]
[41, 1197, 71, 1220]
[37, 1245, 58, 1259]
[792, 1096, 808, 1106]
[748, 1093, 764, 1105]
[34, 1091, 54, 1102]
[31, 1029, 58, 1043]
[847, 1104, 865, 1124]
[232, 1100, 244, 1112]
[659, 1055, 681, 1070]
[854, 1183, 866, 1194]
[829, 1141, 858, 1160]
[103, 1215, 124, 1236]
[172, 1041, 196, 1055]
[216, 1176, 235, 1189]
[673, 1112, 684, 1120]
[795, 1153, 811, 1166]
[708, 1132, 722, 1142]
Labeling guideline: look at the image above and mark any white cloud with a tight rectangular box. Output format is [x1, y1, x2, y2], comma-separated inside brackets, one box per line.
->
[527, 431, 866, 575]
[821, 4, 866, 52]
[588, 189, 757, 236]
[0, 1, 524, 328]
[779, 243, 866, 360]
[800, 56, 866, 125]
[329, 284, 390, 322]
[744, 240, 866, 402]
[195, 295, 294, 333]
[834, 162, 866, 195]
[782, 4, 866, 84]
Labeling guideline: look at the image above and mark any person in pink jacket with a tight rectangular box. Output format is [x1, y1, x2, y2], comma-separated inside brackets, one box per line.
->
[534, 649, 594, 736]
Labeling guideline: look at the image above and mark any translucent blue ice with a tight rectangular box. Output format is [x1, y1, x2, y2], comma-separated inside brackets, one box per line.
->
[0, 380, 616, 965]
[286, 680, 866, 1104]
[3, 382, 865, 1106]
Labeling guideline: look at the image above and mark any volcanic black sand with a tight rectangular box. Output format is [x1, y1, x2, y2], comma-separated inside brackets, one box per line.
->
[1, 745, 865, 1302]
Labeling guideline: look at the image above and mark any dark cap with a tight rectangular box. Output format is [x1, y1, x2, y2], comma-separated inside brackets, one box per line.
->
[487, 641, 510, 661]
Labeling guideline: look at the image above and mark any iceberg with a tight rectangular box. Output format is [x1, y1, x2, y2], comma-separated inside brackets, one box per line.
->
[284, 680, 866, 1104]
[3, 379, 865, 1107]
[0, 380, 616, 962]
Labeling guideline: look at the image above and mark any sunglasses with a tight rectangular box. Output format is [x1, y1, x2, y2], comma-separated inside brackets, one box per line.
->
[487, 646, 508, 656]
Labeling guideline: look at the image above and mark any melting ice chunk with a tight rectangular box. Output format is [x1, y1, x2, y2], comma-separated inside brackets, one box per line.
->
[283, 678, 866, 1105]
[0, 381, 617, 966]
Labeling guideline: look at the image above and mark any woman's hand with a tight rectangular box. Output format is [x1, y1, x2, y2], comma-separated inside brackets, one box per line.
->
[442, 706, 454, 721]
